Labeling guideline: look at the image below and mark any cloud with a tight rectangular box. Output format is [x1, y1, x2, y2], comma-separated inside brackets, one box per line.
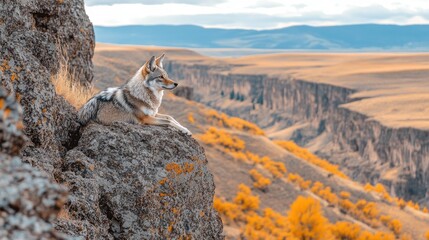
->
[85, 1, 429, 29]
[85, 0, 223, 6]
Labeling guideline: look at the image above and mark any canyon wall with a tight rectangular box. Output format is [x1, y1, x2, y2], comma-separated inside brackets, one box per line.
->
[167, 61, 429, 204]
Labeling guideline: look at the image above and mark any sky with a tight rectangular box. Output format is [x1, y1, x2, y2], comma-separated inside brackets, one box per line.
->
[85, 0, 429, 29]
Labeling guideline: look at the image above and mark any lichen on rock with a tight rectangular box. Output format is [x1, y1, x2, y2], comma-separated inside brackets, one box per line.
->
[58, 123, 223, 239]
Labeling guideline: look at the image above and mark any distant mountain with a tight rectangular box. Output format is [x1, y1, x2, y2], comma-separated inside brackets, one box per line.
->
[94, 24, 429, 50]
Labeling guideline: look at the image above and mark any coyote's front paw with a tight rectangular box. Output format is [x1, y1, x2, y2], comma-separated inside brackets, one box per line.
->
[182, 128, 192, 136]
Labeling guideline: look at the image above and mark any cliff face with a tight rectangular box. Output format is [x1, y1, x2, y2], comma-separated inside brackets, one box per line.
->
[166, 61, 429, 203]
[1, 1, 223, 239]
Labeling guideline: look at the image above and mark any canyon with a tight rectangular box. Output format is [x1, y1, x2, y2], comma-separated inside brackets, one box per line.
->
[93, 44, 429, 204]
[165, 62, 429, 204]
[152, 49, 429, 204]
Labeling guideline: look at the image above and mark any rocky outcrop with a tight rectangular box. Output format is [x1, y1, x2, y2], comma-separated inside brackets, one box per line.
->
[1, 1, 223, 239]
[0, 87, 69, 239]
[166, 61, 429, 204]
[58, 123, 223, 239]
[0, 0, 93, 152]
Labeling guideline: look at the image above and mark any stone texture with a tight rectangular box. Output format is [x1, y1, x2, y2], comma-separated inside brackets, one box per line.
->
[0, 0, 93, 151]
[0, 87, 69, 240]
[1, 2, 224, 239]
[58, 123, 223, 239]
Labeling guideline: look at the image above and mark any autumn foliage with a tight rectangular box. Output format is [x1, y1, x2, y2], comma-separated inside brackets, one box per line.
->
[205, 109, 265, 135]
[274, 140, 348, 179]
[199, 127, 245, 151]
[249, 169, 271, 190]
[287, 196, 331, 240]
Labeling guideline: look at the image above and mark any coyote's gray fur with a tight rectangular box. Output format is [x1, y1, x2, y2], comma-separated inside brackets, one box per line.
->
[78, 54, 191, 135]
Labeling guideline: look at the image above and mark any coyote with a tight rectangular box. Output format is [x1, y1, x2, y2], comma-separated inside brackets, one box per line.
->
[78, 54, 191, 135]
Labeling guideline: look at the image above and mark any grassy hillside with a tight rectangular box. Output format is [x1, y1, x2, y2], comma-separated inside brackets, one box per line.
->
[160, 94, 429, 239]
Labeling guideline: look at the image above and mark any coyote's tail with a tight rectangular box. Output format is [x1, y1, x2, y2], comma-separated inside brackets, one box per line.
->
[77, 87, 118, 125]
[77, 97, 99, 125]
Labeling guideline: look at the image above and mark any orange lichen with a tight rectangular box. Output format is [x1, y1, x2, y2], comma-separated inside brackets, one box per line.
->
[159, 178, 168, 185]
[165, 162, 194, 175]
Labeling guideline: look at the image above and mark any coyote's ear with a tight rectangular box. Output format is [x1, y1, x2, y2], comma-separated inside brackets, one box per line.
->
[155, 53, 165, 68]
[145, 56, 157, 72]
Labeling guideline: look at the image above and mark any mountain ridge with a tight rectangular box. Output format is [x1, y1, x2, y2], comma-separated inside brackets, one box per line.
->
[94, 24, 429, 50]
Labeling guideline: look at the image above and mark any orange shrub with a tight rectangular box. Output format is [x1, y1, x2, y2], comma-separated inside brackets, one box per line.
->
[274, 140, 348, 179]
[358, 231, 395, 240]
[213, 197, 241, 221]
[425, 231, 429, 240]
[330, 221, 362, 240]
[234, 184, 260, 211]
[318, 186, 338, 206]
[311, 181, 324, 194]
[379, 215, 391, 225]
[204, 109, 265, 135]
[260, 156, 287, 178]
[339, 199, 355, 213]
[407, 200, 420, 211]
[340, 191, 351, 199]
[187, 113, 195, 124]
[199, 127, 245, 151]
[249, 169, 271, 190]
[388, 219, 402, 236]
[287, 196, 331, 240]
[244, 209, 288, 239]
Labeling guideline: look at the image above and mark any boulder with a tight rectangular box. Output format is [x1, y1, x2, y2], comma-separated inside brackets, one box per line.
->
[58, 123, 223, 239]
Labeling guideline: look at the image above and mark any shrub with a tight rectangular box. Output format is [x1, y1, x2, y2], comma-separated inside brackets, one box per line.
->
[340, 191, 351, 199]
[388, 219, 402, 236]
[249, 169, 271, 190]
[199, 127, 245, 151]
[287, 196, 331, 240]
[330, 221, 362, 240]
[187, 113, 195, 124]
[234, 184, 260, 212]
[274, 140, 348, 179]
[213, 197, 241, 221]
[204, 109, 265, 135]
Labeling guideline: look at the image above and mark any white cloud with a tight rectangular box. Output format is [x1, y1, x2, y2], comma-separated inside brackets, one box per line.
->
[85, 0, 429, 29]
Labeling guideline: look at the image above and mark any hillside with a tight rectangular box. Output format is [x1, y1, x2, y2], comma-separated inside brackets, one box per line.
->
[161, 94, 429, 239]
[92, 44, 429, 239]
[94, 24, 429, 50]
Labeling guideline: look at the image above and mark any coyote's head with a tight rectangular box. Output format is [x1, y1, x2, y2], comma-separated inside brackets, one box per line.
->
[142, 54, 178, 91]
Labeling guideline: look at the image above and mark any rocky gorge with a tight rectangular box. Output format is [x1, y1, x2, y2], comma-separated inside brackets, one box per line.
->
[166, 61, 429, 205]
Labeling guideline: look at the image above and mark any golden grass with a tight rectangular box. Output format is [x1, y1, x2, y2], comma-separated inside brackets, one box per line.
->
[51, 61, 96, 109]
